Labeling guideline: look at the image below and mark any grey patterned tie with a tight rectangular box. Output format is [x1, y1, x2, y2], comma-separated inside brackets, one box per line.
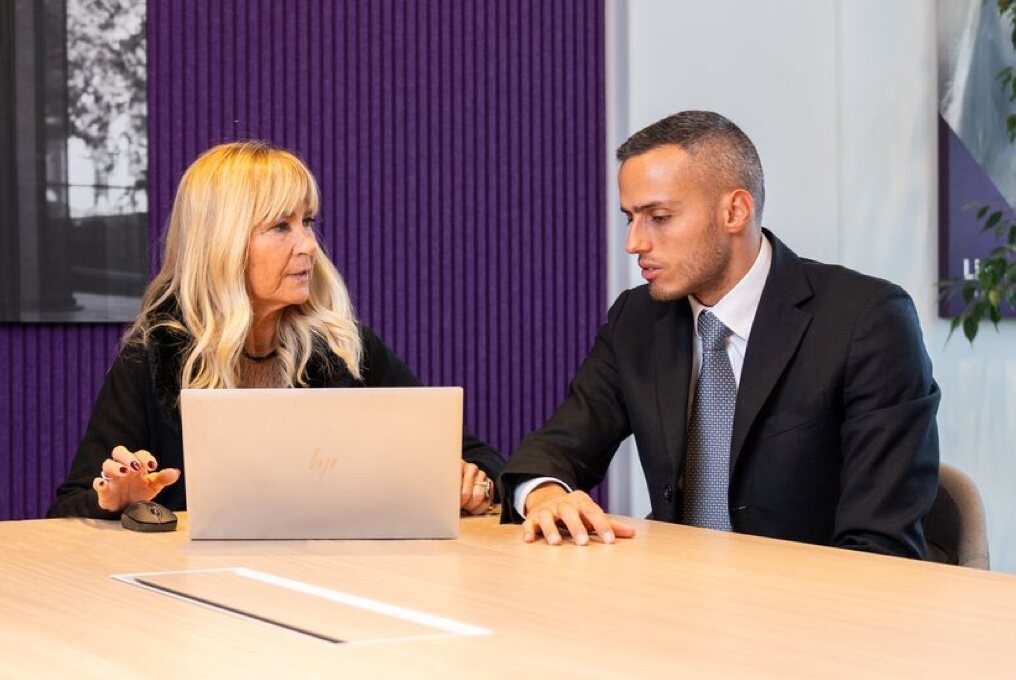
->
[682, 310, 735, 531]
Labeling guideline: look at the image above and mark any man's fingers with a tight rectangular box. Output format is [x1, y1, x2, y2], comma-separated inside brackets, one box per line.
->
[521, 516, 539, 542]
[520, 491, 634, 547]
[557, 504, 589, 546]
[535, 508, 563, 546]
[609, 517, 637, 539]
[574, 500, 617, 543]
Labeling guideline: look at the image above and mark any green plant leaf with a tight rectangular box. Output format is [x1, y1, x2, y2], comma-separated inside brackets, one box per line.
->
[990, 304, 1002, 326]
[963, 315, 979, 342]
[963, 282, 977, 303]
[947, 315, 961, 342]
[985, 211, 1004, 231]
[978, 265, 996, 289]
[977, 205, 989, 219]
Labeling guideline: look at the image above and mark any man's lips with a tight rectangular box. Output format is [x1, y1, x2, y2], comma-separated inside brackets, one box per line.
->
[640, 262, 662, 281]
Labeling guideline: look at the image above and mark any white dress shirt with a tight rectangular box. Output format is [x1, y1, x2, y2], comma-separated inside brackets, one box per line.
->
[513, 236, 774, 518]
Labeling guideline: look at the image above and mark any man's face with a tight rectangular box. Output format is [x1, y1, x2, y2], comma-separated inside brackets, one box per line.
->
[619, 144, 731, 302]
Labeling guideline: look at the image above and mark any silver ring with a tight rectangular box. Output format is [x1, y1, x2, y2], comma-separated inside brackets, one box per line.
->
[474, 479, 492, 500]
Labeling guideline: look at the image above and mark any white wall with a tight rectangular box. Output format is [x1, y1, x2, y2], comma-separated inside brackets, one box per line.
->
[605, 0, 1016, 573]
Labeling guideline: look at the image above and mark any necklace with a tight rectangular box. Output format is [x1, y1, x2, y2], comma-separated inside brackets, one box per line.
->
[241, 348, 278, 363]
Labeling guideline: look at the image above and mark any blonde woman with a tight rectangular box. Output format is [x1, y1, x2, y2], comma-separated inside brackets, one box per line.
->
[48, 141, 502, 519]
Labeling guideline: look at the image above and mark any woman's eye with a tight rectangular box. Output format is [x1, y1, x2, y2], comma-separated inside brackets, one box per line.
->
[303, 217, 316, 230]
[272, 221, 290, 232]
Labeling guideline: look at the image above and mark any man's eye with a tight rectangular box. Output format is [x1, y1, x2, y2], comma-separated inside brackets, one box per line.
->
[650, 215, 670, 225]
[623, 215, 633, 225]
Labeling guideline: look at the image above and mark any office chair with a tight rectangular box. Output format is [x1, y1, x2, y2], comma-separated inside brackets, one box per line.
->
[924, 463, 990, 570]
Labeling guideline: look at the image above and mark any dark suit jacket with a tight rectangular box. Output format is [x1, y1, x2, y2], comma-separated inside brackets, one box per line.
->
[500, 231, 940, 558]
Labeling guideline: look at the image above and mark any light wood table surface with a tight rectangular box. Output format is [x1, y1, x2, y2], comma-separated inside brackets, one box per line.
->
[2, 512, 1016, 678]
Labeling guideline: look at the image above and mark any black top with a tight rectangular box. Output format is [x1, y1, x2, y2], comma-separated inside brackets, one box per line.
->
[48, 317, 503, 519]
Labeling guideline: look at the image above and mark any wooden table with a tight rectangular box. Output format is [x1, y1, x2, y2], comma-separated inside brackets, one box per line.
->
[2, 512, 1015, 677]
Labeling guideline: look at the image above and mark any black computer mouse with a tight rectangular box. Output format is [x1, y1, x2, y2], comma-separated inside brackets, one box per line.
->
[121, 501, 178, 533]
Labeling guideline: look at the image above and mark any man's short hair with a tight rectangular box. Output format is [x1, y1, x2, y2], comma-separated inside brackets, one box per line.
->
[616, 111, 765, 222]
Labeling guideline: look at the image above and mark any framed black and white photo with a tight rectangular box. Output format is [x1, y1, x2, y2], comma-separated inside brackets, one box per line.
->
[1, 0, 147, 322]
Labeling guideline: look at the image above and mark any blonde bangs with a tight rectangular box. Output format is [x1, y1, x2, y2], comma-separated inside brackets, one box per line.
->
[247, 151, 320, 230]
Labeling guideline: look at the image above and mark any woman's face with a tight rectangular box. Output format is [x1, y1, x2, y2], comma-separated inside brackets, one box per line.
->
[246, 206, 318, 317]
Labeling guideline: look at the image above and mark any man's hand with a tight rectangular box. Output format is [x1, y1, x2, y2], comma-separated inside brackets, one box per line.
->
[522, 483, 635, 546]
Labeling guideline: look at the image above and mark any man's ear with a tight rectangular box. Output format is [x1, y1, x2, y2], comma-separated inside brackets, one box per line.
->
[723, 189, 755, 234]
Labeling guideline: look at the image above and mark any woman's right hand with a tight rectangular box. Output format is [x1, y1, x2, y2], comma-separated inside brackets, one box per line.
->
[92, 445, 181, 512]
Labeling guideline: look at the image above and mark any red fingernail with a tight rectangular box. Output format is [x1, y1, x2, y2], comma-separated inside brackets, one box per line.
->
[147, 461, 156, 470]
[119, 466, 128, 474]
[130, 461, 141, 471]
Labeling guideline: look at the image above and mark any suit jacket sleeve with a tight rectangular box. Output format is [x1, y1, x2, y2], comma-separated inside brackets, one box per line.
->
[834, 284, 940, 558]
[47, 345, 152, 519]
[499, 291, 634, 523]
[358, 325, 505, 486]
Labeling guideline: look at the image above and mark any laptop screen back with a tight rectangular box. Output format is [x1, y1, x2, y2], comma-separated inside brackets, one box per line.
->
[180, 387, 462, 540]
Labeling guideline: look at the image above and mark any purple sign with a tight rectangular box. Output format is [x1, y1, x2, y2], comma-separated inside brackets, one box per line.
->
[938, 117, 1016, 318]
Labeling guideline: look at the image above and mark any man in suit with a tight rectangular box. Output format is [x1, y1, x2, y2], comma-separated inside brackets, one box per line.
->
[500, 111, 940, 558]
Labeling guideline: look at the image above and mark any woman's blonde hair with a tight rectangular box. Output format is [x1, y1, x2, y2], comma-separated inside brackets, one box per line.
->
[129, 140, 362, 388]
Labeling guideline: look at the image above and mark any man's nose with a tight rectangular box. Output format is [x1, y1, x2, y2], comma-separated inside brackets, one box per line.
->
[625, 218, 648, 255]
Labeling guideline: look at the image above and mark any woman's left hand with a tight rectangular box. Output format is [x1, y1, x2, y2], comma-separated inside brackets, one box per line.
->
[460, 461, 494, 514]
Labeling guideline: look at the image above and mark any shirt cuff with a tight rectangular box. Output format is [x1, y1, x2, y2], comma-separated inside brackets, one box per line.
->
[513, 477, 573, 519]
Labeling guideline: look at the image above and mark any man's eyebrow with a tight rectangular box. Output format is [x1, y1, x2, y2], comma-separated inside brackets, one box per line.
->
[624, 201, 676, 213]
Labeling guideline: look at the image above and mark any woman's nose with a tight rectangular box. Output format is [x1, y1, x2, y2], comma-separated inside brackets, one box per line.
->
[297, 225, 318, 255]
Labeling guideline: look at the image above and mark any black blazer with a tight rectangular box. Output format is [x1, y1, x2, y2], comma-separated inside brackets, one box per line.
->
[49, 320, 503, 519]
[500, 231, 940, 558]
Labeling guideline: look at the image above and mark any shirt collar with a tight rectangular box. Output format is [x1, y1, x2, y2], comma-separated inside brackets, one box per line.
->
[688, 234, 773, 342]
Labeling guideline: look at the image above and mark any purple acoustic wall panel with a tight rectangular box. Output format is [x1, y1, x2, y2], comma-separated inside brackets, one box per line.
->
[0, 326, 124, 519]
[0, 0, 607, 519]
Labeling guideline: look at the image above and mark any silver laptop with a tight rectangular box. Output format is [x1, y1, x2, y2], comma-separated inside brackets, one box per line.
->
[180, 387, 462, 540]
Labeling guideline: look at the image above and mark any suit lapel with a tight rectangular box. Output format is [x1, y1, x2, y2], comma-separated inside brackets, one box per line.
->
[654, 299, 694, 475]
[730, 232, 814, 471]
